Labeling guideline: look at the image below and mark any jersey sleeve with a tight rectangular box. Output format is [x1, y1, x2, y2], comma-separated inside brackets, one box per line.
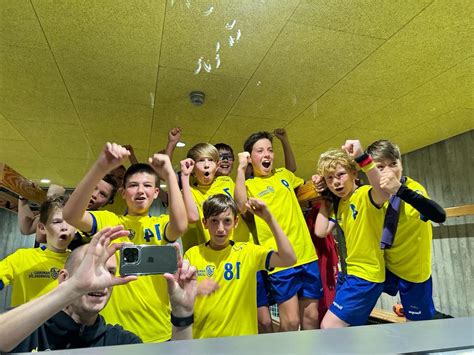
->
[249, 244, 273, 272]
[285, 168, 304, 189]
[89, 210, 120, 234]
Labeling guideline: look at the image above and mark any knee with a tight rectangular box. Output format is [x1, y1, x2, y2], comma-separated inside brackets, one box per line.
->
[281, 314, 300, 331]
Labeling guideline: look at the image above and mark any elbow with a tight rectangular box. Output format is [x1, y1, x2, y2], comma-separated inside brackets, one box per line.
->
[188, 214, 200, 223]
[282, 254, 297, 267]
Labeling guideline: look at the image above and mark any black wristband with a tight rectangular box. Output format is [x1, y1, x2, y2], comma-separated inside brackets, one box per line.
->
[354, 152, 369, 163]
[171, 313, 194, 327]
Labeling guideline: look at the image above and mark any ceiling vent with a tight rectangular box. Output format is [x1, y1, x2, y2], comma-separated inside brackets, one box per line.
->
[190, 91, 205, 106]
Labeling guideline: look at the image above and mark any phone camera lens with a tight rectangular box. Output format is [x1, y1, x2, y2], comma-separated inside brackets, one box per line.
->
[123, 247, 139, 263]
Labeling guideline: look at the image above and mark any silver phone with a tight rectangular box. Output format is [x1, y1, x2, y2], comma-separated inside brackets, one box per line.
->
[119, 245, 178, 276]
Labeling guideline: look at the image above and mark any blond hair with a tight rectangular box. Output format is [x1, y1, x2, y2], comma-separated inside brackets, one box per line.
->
[187, 143, 219, 162]
[317, 149, 357, 176]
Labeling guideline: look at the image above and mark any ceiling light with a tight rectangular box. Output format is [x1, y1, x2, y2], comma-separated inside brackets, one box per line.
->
[176, 142, 186, 147]
[160, 184, 167, 189]
[40, 179, 51, 184]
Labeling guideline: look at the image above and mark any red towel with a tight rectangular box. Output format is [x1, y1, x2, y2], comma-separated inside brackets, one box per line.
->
[305, 203, 339, 323]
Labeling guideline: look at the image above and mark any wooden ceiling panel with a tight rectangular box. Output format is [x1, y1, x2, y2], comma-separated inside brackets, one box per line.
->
[357, 58, 473, 133]
[152, 67, 248, 138]
[291, 0, 432, 39]
[0, 113, 24, 141]
[231, 21, 384, 120]
[160, 0, 300, 78]
[334, 0, 473, 99]
[0, 0, 48, 49]
[0, 45, 79, 124]
[75, 98, 153, 150]
[391, 109, 474, 153]
[8, 121, 92, 160]
[31, 0, 166, 105]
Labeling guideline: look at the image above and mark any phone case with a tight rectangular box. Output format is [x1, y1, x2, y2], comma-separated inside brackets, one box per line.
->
[119, 245, 178, 276]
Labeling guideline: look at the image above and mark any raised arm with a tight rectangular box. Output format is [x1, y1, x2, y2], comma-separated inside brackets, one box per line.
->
[342, 140, 390, 207]
[164, 127, 182, 161]
[246, 198, 296, 268]
[234, 152, 251, 214]
[380, 171, 446, 223]
[274, 128, 297, 173]
[123, 144, 139, 165]
[179, 158, 200, 223]
[149, 154, 187, 241]
[0, 227, 136, 353]
[63, 143, 130, 232]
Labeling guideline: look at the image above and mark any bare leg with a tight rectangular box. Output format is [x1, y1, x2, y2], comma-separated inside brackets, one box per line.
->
[299, 298, 319, 330]
[258, 306, 274, 333]
[278, 295, 300, 332]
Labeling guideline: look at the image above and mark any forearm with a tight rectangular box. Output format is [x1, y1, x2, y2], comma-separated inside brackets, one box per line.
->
[397, 185, 446, 223]
[0, 282, 79, 352]
[63, 163, 105, 231]
[267, 215, 296, 267]
[234, 169, 248, 213]
[180, 175, 199, 223]
[17, 200, 38, 235]
[171, 325, 192, 341]
[314, 201, 332, 237]
[164, 142, 177, 161]
[164, 172, 188, 241]
[364, 166, 391, 206]
[280, 138, 297, 172]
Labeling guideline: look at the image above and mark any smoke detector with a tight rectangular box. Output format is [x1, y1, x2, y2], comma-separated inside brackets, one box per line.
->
[190, 91, 205, 106]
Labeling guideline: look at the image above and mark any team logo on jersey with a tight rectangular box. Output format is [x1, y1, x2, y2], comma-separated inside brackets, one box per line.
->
[206, 265, 215, 277]
[50, 267, 60, 280]
[280, 179, 290, 190]
[258, 186, 275, 197]
[127, 229, 136, 240]
[350, 204, 358, 220]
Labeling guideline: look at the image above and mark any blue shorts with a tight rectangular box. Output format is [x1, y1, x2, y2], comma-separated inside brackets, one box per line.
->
[257, 270, 273, 307]
[384, 269, 435, 321]
[330, 275, 384, 326]
[268, 261, 323, 304]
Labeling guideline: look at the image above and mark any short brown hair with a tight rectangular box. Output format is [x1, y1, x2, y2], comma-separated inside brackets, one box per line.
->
[203, 194, 238, 219]
[317, 149, 357, 177]
[367, 139, 401, 162]
[39, 195, 68, 224]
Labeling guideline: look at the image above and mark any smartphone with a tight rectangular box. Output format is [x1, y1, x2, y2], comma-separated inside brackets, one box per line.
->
[119, 245, 178, 276]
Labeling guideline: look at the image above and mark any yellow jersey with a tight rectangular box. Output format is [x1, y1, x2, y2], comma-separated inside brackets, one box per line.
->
[0, 247, 69, 307]
[245, 168, 317, 274]
[383, 177, 432, 282]
[184, 241, 270, 338]
[181, 176, 252, 252]
[334, 185, 386, 283]
[89, 210, 171, 343]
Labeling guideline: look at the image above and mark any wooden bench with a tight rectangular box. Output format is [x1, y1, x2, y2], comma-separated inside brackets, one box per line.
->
[369, 308, 406, 324]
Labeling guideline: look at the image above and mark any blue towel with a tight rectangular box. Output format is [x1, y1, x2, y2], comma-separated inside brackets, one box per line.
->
[380, 177, 407, 249]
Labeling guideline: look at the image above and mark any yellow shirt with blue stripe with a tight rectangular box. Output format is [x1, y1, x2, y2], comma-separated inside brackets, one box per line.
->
[89, 210, 171, 343]
[245, 167, 317, 274]
[184, 241, 271, 338]
[0, 247, 69, 307]
[383, 177, 432, 283]
[332, 185, 386, 283]
[181, 176, 252, 252]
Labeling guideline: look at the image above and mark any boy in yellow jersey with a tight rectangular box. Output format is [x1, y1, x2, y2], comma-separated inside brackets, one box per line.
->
[1, 196, 76, 306]
[367, 139, 446, 321]
[184, 194, 296, 338]
[180, 143, 253, 252]
[234, 131, 321, 331]
[63, 142, 187, 343]
[314, 140, 391, 328]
